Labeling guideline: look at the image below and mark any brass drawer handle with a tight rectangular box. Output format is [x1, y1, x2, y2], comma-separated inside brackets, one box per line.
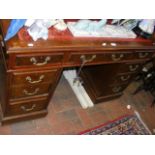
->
[21, 104, 36, 112]
[129, 65, 139, 72]
[120, 75, 130, 81]
[26, 75, 45, 84]
[112, 86, 122, 93]
[30, 56, 51, 66]
[80, 55, 96, 63]
[23, 88, 39, 96]
[111, 54, 124, 61]
[139, 52, 149, 58]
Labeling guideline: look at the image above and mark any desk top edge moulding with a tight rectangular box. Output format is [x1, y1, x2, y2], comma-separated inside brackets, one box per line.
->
[1, 19, 155, 52]
[0, 19, 155, 124]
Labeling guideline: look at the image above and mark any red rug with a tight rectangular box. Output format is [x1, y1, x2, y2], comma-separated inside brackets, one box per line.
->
[80, 114, 151, 135]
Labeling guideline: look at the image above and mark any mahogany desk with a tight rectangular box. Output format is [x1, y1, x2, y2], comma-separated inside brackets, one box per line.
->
[0, 20, 155, 124]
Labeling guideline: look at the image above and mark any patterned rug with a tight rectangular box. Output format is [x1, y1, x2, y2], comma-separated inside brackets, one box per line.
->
[80, 114, 151, 135]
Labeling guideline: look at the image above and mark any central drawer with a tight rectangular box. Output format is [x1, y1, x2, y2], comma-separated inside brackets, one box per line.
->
[68, 51, 134, 66]
[68, 49, 154, 67]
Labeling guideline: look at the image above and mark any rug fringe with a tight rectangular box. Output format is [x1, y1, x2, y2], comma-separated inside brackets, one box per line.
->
[134, 110, 152, 134]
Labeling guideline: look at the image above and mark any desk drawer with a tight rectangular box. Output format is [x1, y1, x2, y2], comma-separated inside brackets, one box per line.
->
[134, 50, 154, 60]
[13, 53, 64, 68]
[10, 83, 51, 100]
[112, 73, 136, 85]
[7, 97, 48, 115]
[93, 84, 127, 103]
[68, 51, 136, 66]
[94, 83, 127, 97]
[105, 51, 153, 62]
[118, 62, 143, 73]
[68, 53, 103, 64]
[11, 69, 60, 86]
[104, 52, 133, 62]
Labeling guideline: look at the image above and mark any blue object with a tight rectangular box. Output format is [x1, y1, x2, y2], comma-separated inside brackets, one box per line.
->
[5, 19, 26, 41]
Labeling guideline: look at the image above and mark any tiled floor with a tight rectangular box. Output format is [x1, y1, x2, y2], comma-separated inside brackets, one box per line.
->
[0, 75, 155, 135]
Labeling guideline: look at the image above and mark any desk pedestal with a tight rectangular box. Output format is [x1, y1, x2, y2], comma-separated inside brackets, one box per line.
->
[80, 63, 141, 104]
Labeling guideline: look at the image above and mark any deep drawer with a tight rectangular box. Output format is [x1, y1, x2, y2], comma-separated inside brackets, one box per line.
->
[7, 97, 48, 115]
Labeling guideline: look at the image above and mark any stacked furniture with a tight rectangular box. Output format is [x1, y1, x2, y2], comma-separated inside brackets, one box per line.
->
[0, 19, 155, 124]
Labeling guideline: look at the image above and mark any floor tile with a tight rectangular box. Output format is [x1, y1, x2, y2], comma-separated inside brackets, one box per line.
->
[10, 120, 36, 134]
[76, 108, 93, 128]
[0, 125, 11, 135]
[56, 109, 79, 122]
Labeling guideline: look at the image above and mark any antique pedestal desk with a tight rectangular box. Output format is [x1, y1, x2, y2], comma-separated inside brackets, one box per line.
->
[0, 20, 155, 124]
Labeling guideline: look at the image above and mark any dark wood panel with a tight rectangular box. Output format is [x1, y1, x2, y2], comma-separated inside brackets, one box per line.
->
[0, 58, 7, 113]
[80, 64, 131, 104]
